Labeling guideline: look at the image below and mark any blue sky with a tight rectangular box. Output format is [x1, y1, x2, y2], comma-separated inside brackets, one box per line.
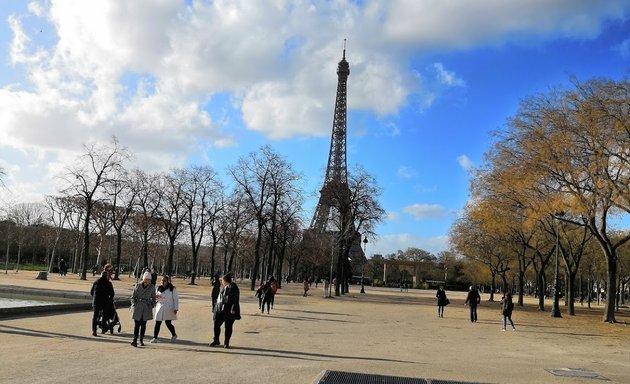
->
[1, 1, 629, 257]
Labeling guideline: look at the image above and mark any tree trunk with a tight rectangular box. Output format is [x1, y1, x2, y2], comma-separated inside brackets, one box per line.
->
[537, 270, 546, 311]
[16, 243, 22, 272]
[114, 228, 123, 280]
[517, 271, 526, 306]
[210, 241, 217, 277]
[80, 203, 92, 280]
[5, 242, 10, 274]
[142, 230, 149, 270]
[249, 221, 264, 291]
[603, 256, 617, 322]
[166, 237, 175, 276]
[489, 272, 497, 301]
[567, 270, 577, 316]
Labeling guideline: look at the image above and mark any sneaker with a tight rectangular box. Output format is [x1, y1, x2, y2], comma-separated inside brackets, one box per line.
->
[501, 329, 506, 332]
[170, 335, 177, 343]
[131, 340, 137, 347]
[209, 340, 220, 347]
[150, 338, 158, 343]
[139, 340, 145, 346]
[512, 327, 516, 331]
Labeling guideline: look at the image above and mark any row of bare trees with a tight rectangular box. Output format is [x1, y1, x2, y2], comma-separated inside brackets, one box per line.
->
[450, 76, 630, 323]
[1, 140, 312, 288]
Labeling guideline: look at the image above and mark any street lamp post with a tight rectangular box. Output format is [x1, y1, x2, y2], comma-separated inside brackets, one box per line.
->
[328, 236, 335, 298]
[360, 236, 368, 294]
[551, 211, 565, 318]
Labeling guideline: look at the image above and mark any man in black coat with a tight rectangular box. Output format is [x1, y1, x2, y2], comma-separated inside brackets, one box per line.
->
[90, 271, 115, 336]
[464, 285, 481, 323]
[210, 274, 241, 348]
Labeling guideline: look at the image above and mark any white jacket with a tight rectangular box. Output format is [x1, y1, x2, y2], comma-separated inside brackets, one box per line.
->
[154, 287, 179, 321]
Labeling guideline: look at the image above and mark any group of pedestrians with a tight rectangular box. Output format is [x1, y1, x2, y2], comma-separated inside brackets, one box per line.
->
[435, 285, 516, 331]
[255, 277, 277, 314]
[91, 269, 241, 348]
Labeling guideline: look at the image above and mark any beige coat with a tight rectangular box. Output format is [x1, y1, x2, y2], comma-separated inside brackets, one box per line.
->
[154, 287, 179, 321]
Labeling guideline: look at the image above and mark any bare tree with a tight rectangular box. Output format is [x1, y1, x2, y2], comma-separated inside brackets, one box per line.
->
[219, 190, 251, 275]
[181, 165, 221, 284]
[105, 170, 138, 280]
[44, 196, 74, 272]
[59, 137, 130, 280]
[6, 202, 46, 272]
[130, 169, 161, 270]
[329, 166, 385, 295]
[228, 146, 278, 291]
[154, 169, 188, 276]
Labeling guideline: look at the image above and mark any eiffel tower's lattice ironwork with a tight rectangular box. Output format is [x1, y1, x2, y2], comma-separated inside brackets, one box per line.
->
[310, 47, 351, 232]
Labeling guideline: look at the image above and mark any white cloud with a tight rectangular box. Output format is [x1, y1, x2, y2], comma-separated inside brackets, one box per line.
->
[457, 154, 474, 171]
[0, 0, 625, 204]
[403, 203, 447, 220]
[381, 0, 626, 49]
[433, 63, 465, 87]
[369, 233, 449, 256]
[397, 165, 417, 179]
[614, 38, 630, 57]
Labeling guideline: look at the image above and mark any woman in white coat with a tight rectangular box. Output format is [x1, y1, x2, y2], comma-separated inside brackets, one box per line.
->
[151, 275, 179, 343]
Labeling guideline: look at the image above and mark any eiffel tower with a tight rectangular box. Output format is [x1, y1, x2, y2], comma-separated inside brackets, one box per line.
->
[310, 43, 351, 232]
[308, 42, 364, 270]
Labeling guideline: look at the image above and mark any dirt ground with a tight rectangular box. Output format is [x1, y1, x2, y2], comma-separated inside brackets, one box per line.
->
[0, 271, 628, 384]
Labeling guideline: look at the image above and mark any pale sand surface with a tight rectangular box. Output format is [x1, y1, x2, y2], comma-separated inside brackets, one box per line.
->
[1, 271, 628, 384]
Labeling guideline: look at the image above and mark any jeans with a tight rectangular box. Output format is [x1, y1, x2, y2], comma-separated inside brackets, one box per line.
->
[469, 304, 478, 322]
[502, 315, 514, 329]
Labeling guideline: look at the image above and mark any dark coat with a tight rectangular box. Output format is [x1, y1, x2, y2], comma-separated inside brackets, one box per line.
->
[501, 297, 514, 316]
[91, 276, 115, 308]
[261, 281, 273, 303]
[215, 282, 241, 321]
[465, 289, 481, 306]
[436, 289, 448, 306]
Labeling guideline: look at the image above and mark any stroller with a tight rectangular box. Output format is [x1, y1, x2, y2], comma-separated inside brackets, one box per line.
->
[97, 298, 122, 334]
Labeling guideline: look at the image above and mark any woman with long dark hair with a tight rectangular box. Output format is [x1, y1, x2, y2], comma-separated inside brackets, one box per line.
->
[151, 275, 179, 343]
[436, 285, 448, 318]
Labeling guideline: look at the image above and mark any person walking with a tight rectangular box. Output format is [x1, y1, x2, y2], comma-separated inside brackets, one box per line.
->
[269, 276, 278, 309]
[130, 271, 156, 347]
[436, 285, 449, 318]
[151, 275, 179, 343]
[464, 285, 481, 323]
[59, 259, 67, 276]
[103, 263, 113, 280]
[211, 274, 221, 312]
[255, 280, 266, 309]
[210, 273, 241, 348]
[261, 279, 273, 314]
[500, 292, 516, 331]
[303, 279, 310, 297]
[90, 271, 115, 336]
